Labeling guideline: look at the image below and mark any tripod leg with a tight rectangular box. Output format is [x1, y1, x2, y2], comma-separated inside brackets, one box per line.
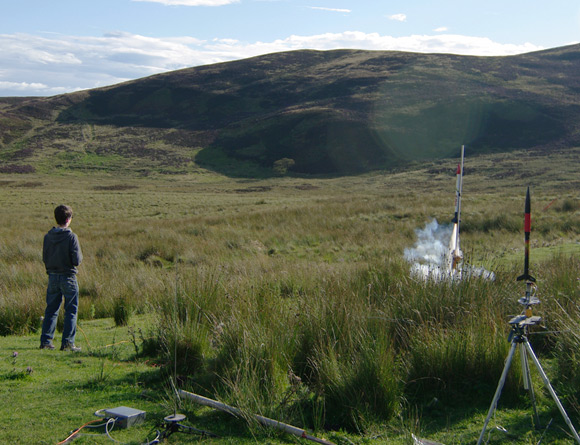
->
[523, 339, 580, 444]
[521, 344, 531, 391]
[175, 423, 219, 437]
[478, 340, 518, 445]
[520, 345, 541, 427]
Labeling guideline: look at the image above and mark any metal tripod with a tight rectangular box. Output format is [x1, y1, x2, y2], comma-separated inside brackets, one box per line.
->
[160, 413, 218, 440]
[478, 282, 580, 444]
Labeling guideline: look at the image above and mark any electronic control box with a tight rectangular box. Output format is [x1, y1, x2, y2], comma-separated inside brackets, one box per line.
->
[104, 406, 146, 428]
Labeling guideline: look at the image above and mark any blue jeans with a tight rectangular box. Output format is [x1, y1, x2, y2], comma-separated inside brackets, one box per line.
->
[40, 274, 79, 347]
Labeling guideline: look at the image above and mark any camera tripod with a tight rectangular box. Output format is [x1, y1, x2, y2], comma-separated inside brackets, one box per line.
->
[477, 281, 580, 444]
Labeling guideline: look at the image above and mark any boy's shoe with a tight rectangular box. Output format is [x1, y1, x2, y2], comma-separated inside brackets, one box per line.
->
[60, 343, 81, 352]
[40, 342, 56, 350]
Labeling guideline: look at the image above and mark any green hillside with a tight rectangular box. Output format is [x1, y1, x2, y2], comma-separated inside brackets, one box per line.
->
[1, 44, 580, 176]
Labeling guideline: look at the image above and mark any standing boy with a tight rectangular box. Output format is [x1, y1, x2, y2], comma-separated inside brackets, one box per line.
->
[40, 204, 83, 351]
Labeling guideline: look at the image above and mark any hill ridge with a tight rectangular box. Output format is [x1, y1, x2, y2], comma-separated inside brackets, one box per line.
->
[1, 44, 580, 176]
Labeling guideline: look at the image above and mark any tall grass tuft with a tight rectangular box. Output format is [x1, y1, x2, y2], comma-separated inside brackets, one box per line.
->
[552, 306, 580, 415]
[403, 320, 519, 405]
[310, 333, 401, 431]
[0, 289, 44, 336]
[113, 296, 131, 326]
[542, 255, 580, 415]
[0, 295, 42, 336]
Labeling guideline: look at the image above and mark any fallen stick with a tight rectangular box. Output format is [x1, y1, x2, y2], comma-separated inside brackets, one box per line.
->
[178, 389, 335, 445]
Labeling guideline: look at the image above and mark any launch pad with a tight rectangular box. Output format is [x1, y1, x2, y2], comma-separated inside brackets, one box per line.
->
[159, 413, 218, 439]
[477, 188, 580, 444]
[477, 284, 580, 444]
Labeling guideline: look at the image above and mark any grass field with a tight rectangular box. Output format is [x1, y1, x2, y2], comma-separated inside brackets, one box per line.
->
[0, 148, 579, 444]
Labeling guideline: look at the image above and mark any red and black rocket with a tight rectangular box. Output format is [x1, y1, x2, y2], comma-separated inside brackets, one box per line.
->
[517, 186, 536, 283]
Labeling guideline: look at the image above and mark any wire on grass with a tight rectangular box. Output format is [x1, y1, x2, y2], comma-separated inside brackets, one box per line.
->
[76, 322, 92, 350]
[56, 419, 106, 444]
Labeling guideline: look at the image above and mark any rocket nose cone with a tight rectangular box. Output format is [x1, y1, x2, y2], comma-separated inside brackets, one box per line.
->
[524, 187, 531, 213]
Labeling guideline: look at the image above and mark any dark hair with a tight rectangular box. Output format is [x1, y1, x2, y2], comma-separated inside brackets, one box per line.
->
[54, 205, 73, 226]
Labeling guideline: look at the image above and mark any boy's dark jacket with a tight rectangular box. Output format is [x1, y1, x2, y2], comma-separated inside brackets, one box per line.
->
[43, 227, 83, 275]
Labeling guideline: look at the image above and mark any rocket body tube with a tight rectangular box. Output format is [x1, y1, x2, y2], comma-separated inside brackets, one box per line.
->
[452, 146, 464, 224]
[447, 145, 464, 272]
[452, 163, 461, 223]
[517, 187, 535, 282]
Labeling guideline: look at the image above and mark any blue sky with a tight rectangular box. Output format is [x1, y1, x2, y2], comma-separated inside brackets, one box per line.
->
[1, 0, 579, 97]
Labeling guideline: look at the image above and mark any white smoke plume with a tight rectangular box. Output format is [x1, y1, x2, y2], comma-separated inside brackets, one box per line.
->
[404, 219, 495, 281]
[404, 219, 453, 281]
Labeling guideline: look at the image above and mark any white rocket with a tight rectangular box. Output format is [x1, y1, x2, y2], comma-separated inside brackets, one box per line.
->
[447, 145, 464, 272]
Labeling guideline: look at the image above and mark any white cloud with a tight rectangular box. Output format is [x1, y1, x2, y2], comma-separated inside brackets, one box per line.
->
[309, 7, 351, 13]
[228, 32, 543, 57]
[0, 81, 47, 91]
[0, 31, 545, 97]
[132, 0, 238, 6]
[388, 14, 407, 22]
[0, 80, 75, 96]
[434, 27, 448, 32]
